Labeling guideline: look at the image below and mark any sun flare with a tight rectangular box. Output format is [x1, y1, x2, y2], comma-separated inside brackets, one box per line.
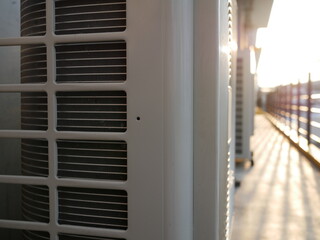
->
[257, 0, 320, 89]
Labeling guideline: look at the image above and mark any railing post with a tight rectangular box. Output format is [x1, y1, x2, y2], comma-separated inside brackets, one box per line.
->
[283, 85, 286, 125]
[284, 85, 287, 126]
[274, 88, 277, 119]
[273, 91, 276, 117]
[297, 80, 301, 138]
[275, 86, 281, 122]
[278, 86, 281, 122]
[287, 84, 290, 127]
[290, 83, 293, 130]
[307, 73, 312, 145]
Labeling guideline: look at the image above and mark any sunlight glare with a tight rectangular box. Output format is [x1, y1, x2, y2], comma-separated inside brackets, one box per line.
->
[257, 0, 320, 88]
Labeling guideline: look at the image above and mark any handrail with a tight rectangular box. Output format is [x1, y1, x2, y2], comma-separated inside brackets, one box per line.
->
[311, 93, 320, 99]
[266, 77, 320, 149]
[311, 107, 320, 113]
[311, 121, 320, 129]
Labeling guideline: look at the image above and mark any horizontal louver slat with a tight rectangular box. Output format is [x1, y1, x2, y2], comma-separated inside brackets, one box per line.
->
[57, 140, 127, 180]
[21, 0, 46, 36]
[56, 91, 127, 132]
[56, 42, 126, 83]
[22, 185, 49, 223]
[21, 138, 48, 177]
[58, 187, 128, 230]
[21, 92, 48, 131]
[55, 0, 126, 34]
[23, 230, 50, 240]
[59, 233, 124, 240]
[21, 45, 47, 84]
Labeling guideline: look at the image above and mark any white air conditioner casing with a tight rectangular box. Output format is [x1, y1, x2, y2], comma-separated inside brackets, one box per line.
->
[194, 0, 231, 240]
[228, 0, 238, 236]
[235, 50, 255, 161]
[0, 1, 232, 240]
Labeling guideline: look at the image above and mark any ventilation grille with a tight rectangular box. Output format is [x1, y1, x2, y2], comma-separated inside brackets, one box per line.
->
[21, 45, 47, 84]
[58, 187, 128, 230]
[22, 185, 49, 223]
[59, 233, 125, 240]
[56, 41, 126, 83]
[21, 0, 46, 36]
[226, 1, 234, 239]
[21, 92, 48, 130]
[21, 139, 48, 177]
[55, 0, 126, 35]
[57, 140, 127, 180]
[23, 230, 50, 240]
[0, 0, 130, 239]
[56, 91, 127, 132]
[235, 58, 243, 155]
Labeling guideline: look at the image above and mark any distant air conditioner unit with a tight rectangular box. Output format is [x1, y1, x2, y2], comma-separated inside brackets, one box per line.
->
[0, 1, 232, 240]
[235, 50, 255, 165]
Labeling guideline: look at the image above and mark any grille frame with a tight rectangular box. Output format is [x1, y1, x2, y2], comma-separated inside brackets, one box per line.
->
[0, 0, 130, 239]
[0, 0, 168, 239]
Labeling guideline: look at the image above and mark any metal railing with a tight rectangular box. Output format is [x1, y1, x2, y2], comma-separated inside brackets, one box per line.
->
[266, 76, 320, 166]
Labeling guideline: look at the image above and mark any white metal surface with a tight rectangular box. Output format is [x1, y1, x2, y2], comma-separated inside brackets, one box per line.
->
[219, 1, 232, 239]
[235, 50, 255, 160]
[228, 0, 238, 236]
[194, 0, 231, 239]
[0, 1, 234, 239]
[0, 1, 194, 240]
[163, 0, 193, 239]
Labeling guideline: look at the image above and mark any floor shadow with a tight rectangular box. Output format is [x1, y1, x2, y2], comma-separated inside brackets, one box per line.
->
[235, 128, 282, 202]
[252, 135, 286, 240]
[233, 114, 320, 240]
[297, 153, 316, 239]
[280, 144, 292, 240]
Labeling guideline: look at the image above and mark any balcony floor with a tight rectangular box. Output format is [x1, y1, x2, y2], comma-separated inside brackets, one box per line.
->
[231, 114, 320, 240]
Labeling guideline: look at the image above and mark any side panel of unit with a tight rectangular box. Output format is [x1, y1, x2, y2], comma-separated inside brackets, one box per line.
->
[126, 1, 165, 239]
[219, 0, 232, 239]
[228, 0, 238, 237]
[194, 0, 230, 239]
[121, 0, 195, 239]
[163, 1, 194, 240]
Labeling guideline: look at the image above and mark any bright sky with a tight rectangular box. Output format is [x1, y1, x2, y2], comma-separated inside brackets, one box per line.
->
[257, 0, 320, 89]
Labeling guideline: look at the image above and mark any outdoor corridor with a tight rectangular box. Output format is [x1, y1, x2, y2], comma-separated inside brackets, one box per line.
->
[231, 114, 320, 240]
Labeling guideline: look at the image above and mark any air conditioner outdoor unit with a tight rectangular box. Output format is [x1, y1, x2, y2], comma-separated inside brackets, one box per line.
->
[235, 50, 255, 165]
[0, 1, 232, 240]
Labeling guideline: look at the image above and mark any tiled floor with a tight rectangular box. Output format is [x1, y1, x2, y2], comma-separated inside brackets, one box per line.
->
[231, 114, 320, 240]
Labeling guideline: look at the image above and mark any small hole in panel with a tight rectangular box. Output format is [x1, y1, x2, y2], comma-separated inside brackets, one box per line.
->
[136, 117, 140, 121]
